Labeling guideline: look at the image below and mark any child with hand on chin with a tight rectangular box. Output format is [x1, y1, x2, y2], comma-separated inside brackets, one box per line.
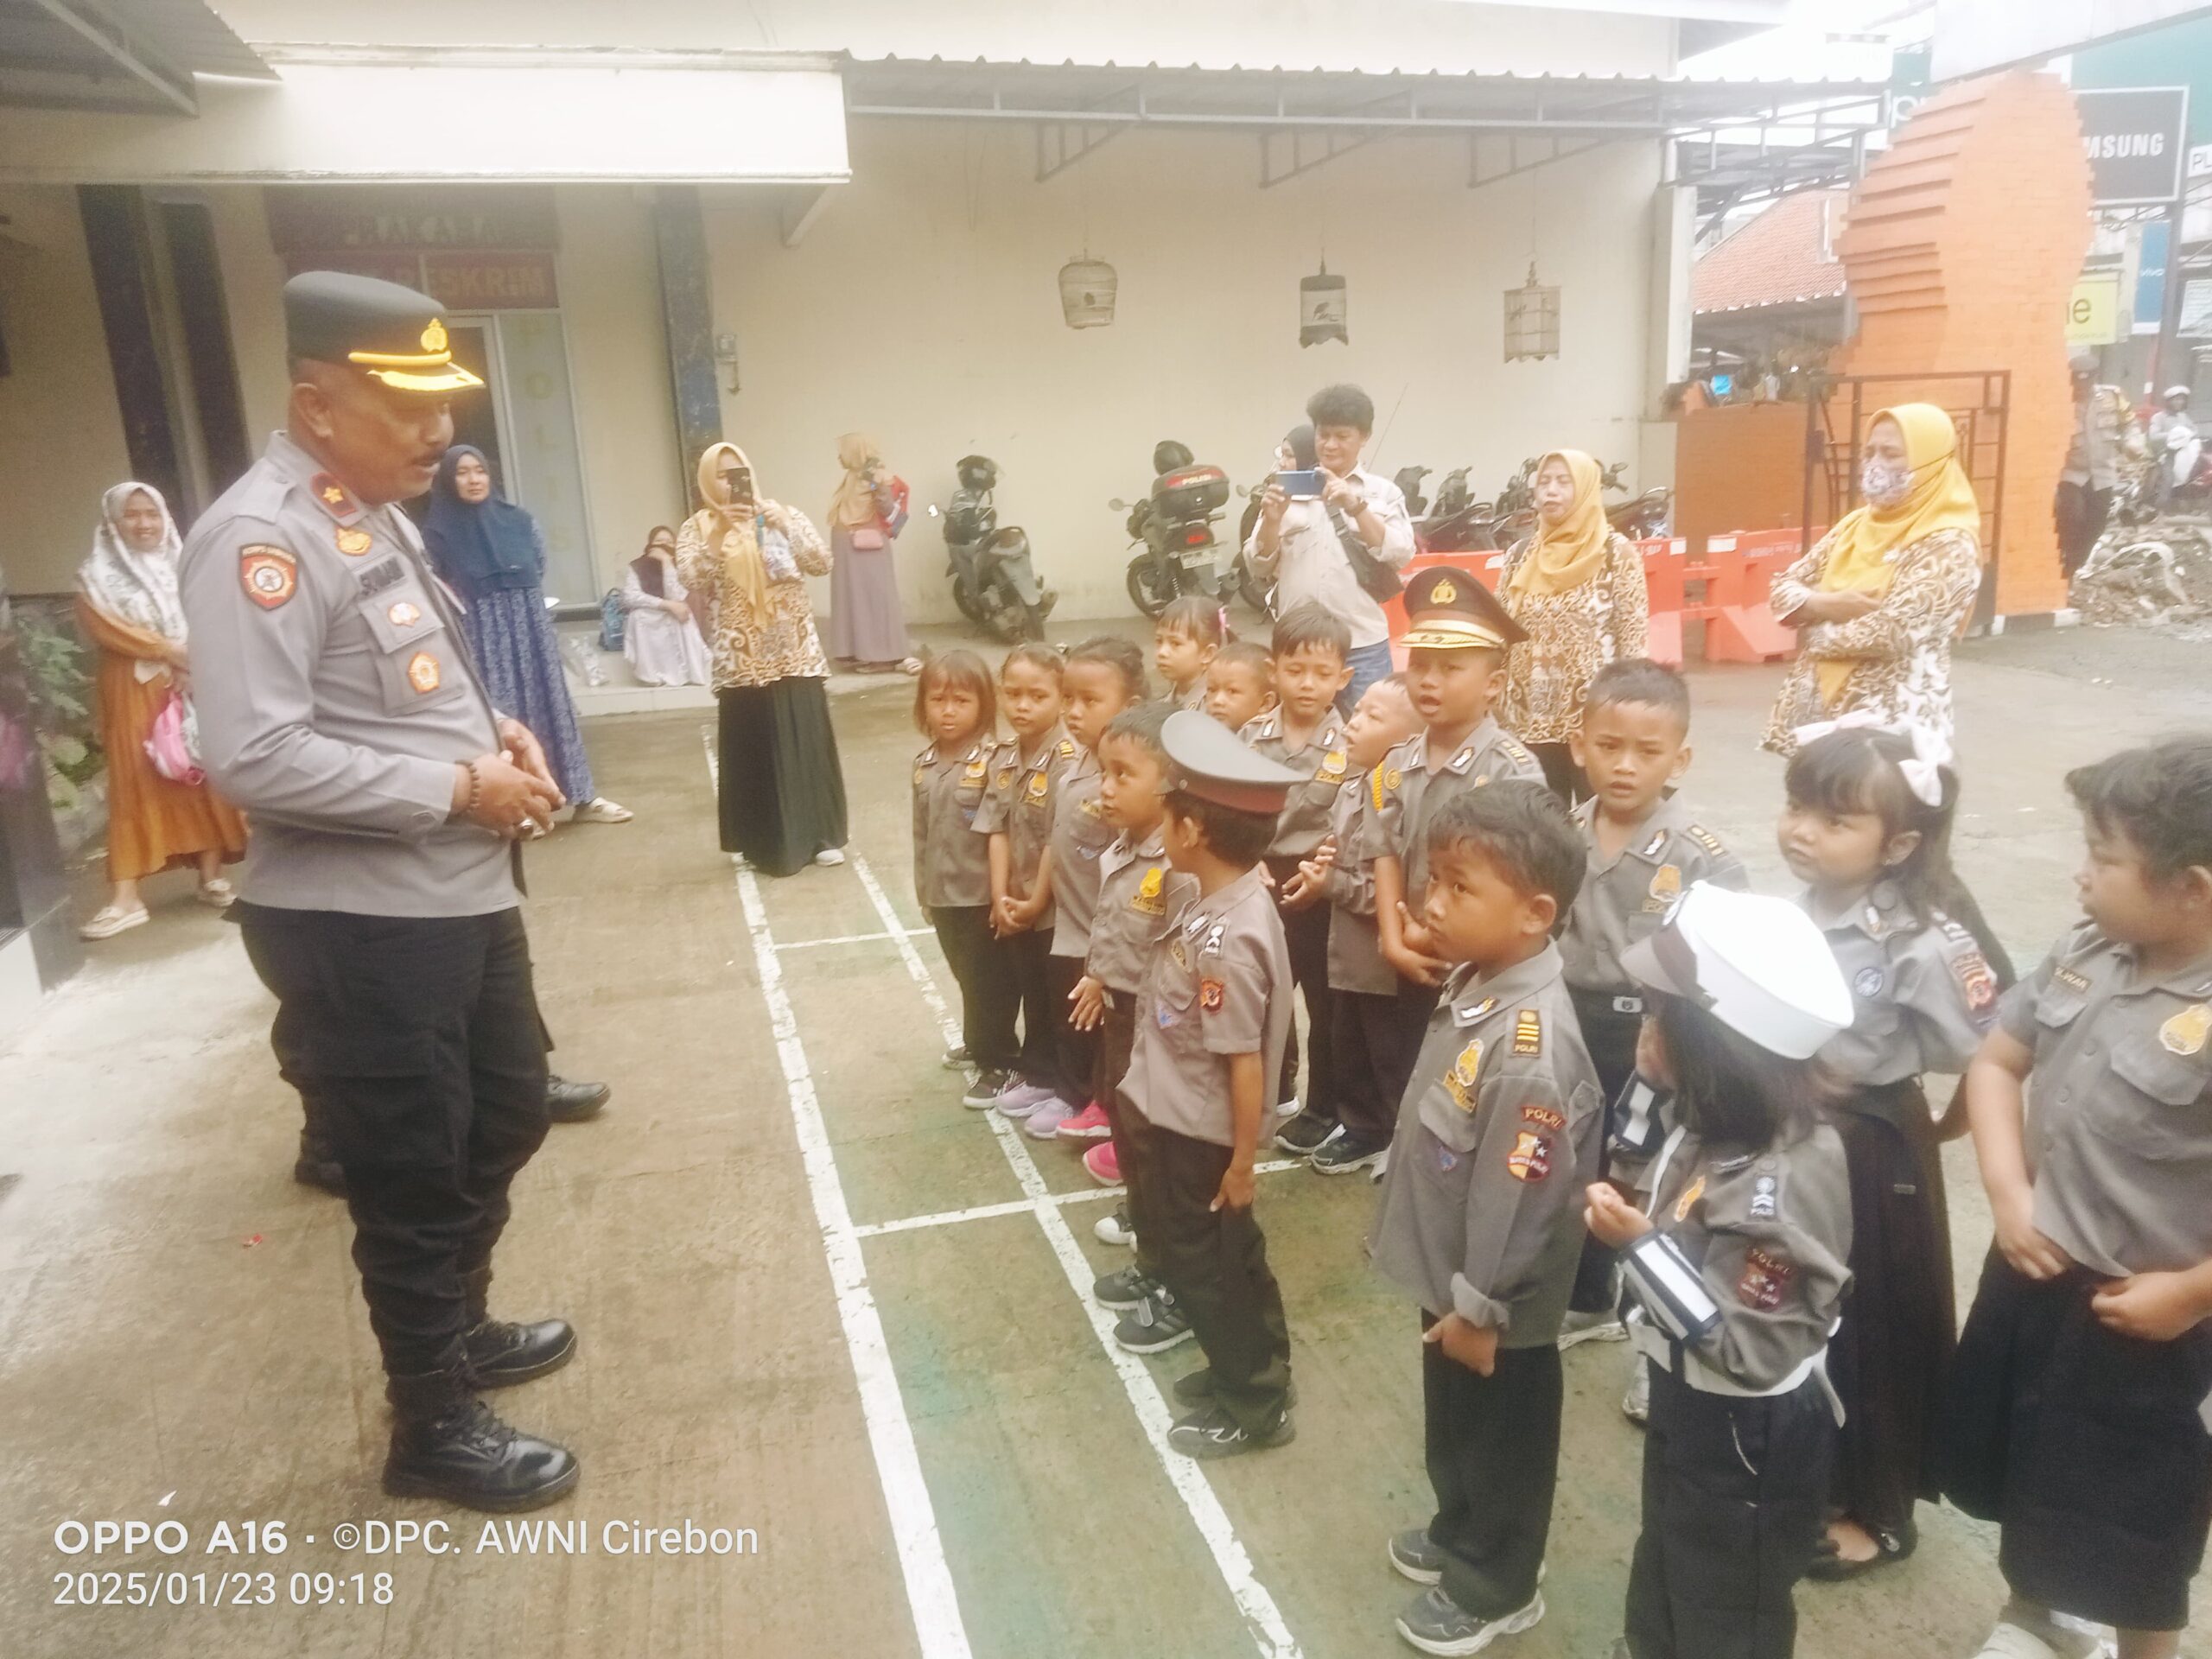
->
[1368, 781, 1602, 1656]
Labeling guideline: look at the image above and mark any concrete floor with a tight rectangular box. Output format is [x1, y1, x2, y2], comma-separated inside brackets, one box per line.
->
[3, 621, 2209, 1659]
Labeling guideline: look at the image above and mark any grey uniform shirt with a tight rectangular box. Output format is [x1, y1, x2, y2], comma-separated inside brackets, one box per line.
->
[1999, 924, 2212, 1277]
[974, 727, 1077, 930]
[1123, 866, 1293, 1147]
[1324, 775, 1392, 995]
[1369, 944, 1603, 1346]
[1047, 747, 1120, 959]
[1242, 708, 1351, 860]
[1367, 716, 1545, 897]
[1804, 882, 1999, 1085]
[912, 740, 993, 909]
[1561, 795, 1748, 996]
[1088, 826, 1198, 994]
[1635, 1124, 1854, 1391]
[177, 431, 515, 918]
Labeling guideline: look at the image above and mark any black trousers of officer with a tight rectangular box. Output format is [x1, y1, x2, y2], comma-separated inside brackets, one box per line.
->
[1422, 1317, 1559, 1620]
[1265, 856, 1336, 1119]
[1331, 980, 1437, 1146]
[1569, 990, 1643, 1312]
[1122, 1107, 1291, 1428]
[239, 903, 550, 1380]
[927, 906, 1020, 1074]
[1624, 1365, 1834, 1659]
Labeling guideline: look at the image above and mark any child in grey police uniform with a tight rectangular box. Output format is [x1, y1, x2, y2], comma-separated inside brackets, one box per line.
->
[1370, 569, 1542, 1071]
[912, 652, 1020, 1104]
[1041, 637, 1149, 1154]
[1779, 721, 2012, 1579]
[975, 643, 1081, 1134]
[1294, 672, 1424, 1175]
[1369, 781, 1603, 1656]
[1119, 711, 1304, 1460]
[1560, 659, 1747, 1337]
[1947, 736, 2212, 1659]
[1244, 600, 1354, 1155]
[1586, 882, 1857, 1659]
[1070, 703, 1202, 1350]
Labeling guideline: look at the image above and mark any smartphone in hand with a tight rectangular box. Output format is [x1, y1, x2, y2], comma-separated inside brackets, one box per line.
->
[1277, 468, 1324, 499]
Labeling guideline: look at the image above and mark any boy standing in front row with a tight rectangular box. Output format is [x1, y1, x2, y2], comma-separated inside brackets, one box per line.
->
[1120, 710, 1307, 1460]
[1949, 737, 2212, 1659]
[1370, 782, 1604, 1656]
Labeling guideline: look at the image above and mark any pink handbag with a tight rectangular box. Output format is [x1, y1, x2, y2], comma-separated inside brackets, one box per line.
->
[849, 525, 887, 550]
[143, 688, 205, 787]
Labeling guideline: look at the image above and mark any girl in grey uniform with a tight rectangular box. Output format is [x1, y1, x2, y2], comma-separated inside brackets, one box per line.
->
[1587, 883, 1857, 1659]
[1778, 721, 2012, 1578]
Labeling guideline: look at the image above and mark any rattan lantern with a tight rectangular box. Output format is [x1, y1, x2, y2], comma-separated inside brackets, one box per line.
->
[1503, 263, 1560, 361]
[1300, 262, 1348, 346]
[1058, 254, 1117, 328]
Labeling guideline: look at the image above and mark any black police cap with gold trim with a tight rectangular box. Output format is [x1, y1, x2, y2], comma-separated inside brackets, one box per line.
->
[1399, 565, 1527, 652]
[284, 270, 483, 394]
[1162, 709, 1306, 815]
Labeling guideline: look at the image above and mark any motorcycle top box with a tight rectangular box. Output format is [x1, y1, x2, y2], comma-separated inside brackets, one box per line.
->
[1150, 465, 1230, 519]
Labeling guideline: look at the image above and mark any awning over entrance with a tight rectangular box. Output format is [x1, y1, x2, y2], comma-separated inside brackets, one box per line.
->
[0, 47, 849, 183]
[0, 0, 269, 117]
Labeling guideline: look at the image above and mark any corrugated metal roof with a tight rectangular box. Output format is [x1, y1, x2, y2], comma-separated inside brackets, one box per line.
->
[0, 0, 269, 117]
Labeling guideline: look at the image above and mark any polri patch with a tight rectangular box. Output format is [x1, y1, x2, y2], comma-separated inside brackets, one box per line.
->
[1954, 949, 1999, 1015]
[1512, 1009, 1542, 1057]
[1521, 1103, 1565, 1131]
[1505, 1130, 1553, 1182]
[1738, 1247, 1795, 1311]
[1199, 977, 1224, 1013]
[1750, 1173, 1779, 1220]
[239, 545, 297, 610]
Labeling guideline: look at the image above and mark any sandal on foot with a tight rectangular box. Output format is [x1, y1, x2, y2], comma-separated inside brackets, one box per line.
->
[574, 798, 633, 824]
[196, 878, 237, 909]
[80, 905, 149, 940]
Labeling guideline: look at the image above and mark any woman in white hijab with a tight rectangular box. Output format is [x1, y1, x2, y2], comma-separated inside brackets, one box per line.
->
[74, 481, 246, 938]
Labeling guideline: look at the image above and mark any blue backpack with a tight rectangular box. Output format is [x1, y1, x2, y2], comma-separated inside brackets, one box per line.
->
[599, 588, 626, 652]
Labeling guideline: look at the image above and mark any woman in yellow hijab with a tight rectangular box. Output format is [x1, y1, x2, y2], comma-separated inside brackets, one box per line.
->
[675, 441, 850, 874]
[1497, 448, 1650, 797]
[823, 432, 919, 676]
[1763, 405, 1985, 755]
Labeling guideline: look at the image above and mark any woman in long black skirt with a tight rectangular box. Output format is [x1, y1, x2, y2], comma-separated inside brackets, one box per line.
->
[676, 442, 849, 876]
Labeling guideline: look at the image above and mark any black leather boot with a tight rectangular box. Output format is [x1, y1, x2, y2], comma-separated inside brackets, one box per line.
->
[461, 1267, 576, 1388]
[383, 1367, 579, 1511]
[292, 1131, 346, 1198]
[544, 1074, 609, 1123]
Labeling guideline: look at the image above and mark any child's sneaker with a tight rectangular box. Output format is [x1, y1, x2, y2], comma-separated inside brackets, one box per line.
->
[940, 1044, 972, 1070]
[1094, 1205, 1136, 1247]
[1113, 1287, 1192, 1353]
[1310, 1131, 1389, 1176]
[1274, 1110, 1338, 1155]
[993, 1077, 1057, 1116]
[1393, 1586, 1543, 1656]
[1056, 1101, 1114, 1141]
[1166, 1402, 1294, 1460]
[1275, 1089, 1302, 1117]
[1091, 1264, 1156, 1310]
[1557, 1310, 1627, 1350]
[1082, 1142, 1122, 1186]
[961, 1069, 1014, 1109]
[1172, 1369, 1299, 1408]
[1621, 1352, 1650, 1427]
[1387, 1528, 1445, 1585]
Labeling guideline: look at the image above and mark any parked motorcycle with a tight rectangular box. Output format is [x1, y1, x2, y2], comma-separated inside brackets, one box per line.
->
[1117, 439, 1234, 618]
[935, 454, 1054, 642]
[1409, 463, 1524, 554]
[1392, 465, 1433, 519]
[1598, 461, 1674, 539]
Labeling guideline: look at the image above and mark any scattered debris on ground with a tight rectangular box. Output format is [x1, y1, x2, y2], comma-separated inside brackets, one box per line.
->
[2074, 520, 2212, 639]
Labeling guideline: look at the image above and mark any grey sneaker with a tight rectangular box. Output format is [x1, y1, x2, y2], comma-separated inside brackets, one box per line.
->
[1389, 1527, 1444, 1585]
[961, 1068, 1014, 1109]
[1558, 1309, 1628, 1351]
[1092, 1264, 1157, 1311]
[1394, 1586, 1544, 1656]
[1165, 1402, 1294, 1460]
[1114, 1287, 1193, 1354]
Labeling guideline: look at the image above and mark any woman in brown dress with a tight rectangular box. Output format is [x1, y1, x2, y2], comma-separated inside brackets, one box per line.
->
[74, 481, 246, 938]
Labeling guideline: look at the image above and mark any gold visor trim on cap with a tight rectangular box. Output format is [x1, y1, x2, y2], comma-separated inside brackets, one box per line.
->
[361, 363, 485, 393]
[1399, 618, 1507, 651]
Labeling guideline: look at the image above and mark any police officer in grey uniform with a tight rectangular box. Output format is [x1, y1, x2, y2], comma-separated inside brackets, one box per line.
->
[180, 272, 578, 1512]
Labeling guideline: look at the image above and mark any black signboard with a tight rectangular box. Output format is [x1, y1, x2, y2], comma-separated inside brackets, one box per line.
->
[2078, 86, 2190, 207]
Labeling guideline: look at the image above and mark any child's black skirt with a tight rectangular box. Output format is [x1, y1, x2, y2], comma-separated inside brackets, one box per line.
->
[1943, 1249, 2212, 1632]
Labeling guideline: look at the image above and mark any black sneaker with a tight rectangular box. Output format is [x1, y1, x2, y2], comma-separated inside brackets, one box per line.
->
[1274, 1110, 1338, 1155]
[961, 1068, 1013, 1109]
[1172, 1369, 1299, 1409]
[1114, 1287, 1193, 1353]
[1394, 1586, 1544, 1656]
[1092, 1264, 1157, 1311]
[940, 1045, 972, 1071]
[1388, 1527, 1444, 1585]
[1310, 1131, 1390, 1176]
[1166, 1402, 1294, 1460]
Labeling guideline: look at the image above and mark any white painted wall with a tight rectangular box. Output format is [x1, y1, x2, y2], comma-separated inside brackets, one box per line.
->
[709, 118, 1667, 626]
[0, 187, 134, 596]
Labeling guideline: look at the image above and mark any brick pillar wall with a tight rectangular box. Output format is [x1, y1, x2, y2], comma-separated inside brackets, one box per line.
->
[1830, 71, 2092, 616]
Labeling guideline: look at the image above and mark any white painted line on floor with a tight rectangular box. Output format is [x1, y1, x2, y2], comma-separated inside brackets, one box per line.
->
[779, 926, 935, 951]
[849, 853, 1305, 1659]
[852, 1159, 1306, 1241]
[702, 729, 974, 1659]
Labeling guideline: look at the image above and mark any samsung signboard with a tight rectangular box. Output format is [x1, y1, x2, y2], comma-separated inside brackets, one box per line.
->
[2078, 86, 2190, 205]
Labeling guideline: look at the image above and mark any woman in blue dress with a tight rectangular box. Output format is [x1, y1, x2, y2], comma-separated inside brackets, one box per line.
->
[422, 445, 630, 823]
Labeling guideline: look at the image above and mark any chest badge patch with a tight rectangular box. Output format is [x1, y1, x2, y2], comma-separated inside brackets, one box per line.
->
[386, 600, 423, 629]
[963, 757, 988, 783]
[1134, 867, 1166, 916]
[1854, 966, 1886, 999]
[1199, 977, 1224, 1013]
[1648, 863, 1681, 906]
[1432, 577, 1458, 604]
[1512, 1009, 1543, 1057]
[1444, 1038, 1484, 1113]
[335, 526, 373, 557]
[2161, 1003, 2212, 1057]
[406, 652, 442, 694]
[238, 545, 298, 609]
[1673, 1174, 1707, 1223]
[1505, 1130, 1553, 1182]
[1025, 771, 1050, 806]
[1318, 749, 1348, 780]
[992, 766, 1014, 791]
[1738, 1248, 1795, 1312]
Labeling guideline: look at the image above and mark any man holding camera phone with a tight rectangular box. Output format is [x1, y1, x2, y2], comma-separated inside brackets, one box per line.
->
[1246, 384, 1414, 708]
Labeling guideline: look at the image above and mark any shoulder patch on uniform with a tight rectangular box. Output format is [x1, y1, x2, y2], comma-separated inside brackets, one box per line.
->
[1505, 1129, 1553, 1182]
[1200, 921, 1226, 957]
[1521, 1103, 1565, 1131]
[1511, 1008, 1542, 1057]
[239, 545, 297, 609]
[1749, 1172, 1779, 1220]
[1501, 738, 1535, 766]
[1686, 824, 1726, 857]
[1444, 1038, 1483, 1112]
[1199, 977, 1224, 1013]
[1953, 947, 1999, 1015]
[1737, 1247, 1794, 1311]
[2161, 1004, 2211, 1057]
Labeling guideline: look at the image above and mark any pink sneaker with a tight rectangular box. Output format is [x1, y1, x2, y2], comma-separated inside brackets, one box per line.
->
[1056, 1102, 1113, 1141]
[1083, 1142, 1122, 1186]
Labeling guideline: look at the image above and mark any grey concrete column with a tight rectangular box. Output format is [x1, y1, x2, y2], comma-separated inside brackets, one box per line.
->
[652, 186, 724, 506]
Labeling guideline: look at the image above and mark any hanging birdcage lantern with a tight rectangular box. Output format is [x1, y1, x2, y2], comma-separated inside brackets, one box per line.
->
[1503, 262, 1560, 361]
[1300, 261, 1348, 346]
[1058, 253, 1117, 328]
